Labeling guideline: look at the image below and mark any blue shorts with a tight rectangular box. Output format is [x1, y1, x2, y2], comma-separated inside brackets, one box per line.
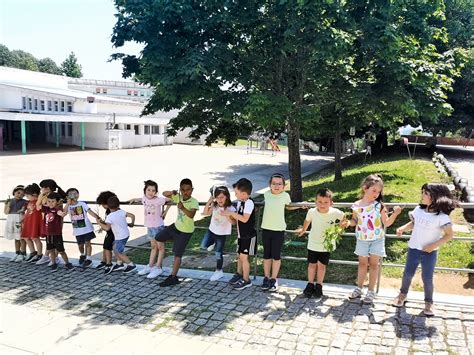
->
[355, 238, 386, 257]
[75, 231, 96, 245]
[114, 237, 129, 254]
[147, 226, 165, 241]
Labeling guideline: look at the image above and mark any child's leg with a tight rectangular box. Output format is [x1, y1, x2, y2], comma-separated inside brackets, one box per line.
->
[271, 259, 281, 280]
[316, 261, 327, 285]
[270, 231, 284, 280]
[14, 240, 21, 253]
[149, 239, 158, 267]
[85, 241, 92, 257]
[24, 238, 36, 253]
[400, 248, 421, 295]
[357, 256, 369, 288]
[200, 230, 213, 250]
[59, 252, 70, 264]
[236, 259, 242, 275]
[171, 256, 181, 276]
[240, 254, 250, 281]
[420, 250, 437, 304]
[50, 249, 57, 264]
[214, 235, 226, 271]
[116, 252, 132, 264]
[20, 239, 27, 253]
[156, 241, 165, 268]
[307, 262, 317, 283]
[105, 249, 112, 264]
[78, 242, 85, 255]
[33, 238, 43, 255]
[368, 255, 380, 291]
[262, 229, 272, 278]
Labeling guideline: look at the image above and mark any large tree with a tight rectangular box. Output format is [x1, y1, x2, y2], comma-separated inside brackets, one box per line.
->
[9, 50, 39, 71]
[61, 52, 83, 78]
[38, 57, 62, 75]
[0, 44, 13, 66]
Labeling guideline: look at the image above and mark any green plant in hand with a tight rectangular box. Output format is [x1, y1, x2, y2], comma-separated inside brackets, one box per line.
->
[323, 215, 350, 252]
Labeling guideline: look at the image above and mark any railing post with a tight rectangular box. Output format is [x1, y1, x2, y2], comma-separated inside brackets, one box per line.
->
[253, 205, 262, 280]
[376, 257, 383, 294]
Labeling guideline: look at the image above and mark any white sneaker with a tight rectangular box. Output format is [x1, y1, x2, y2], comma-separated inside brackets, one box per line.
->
[147, 266, 163, 279]
[56, 257, 63, 266]
[207, 243, 215, 252]
[10, 254, 19, 262]
[14, 254, 25, 262]
[138, 265, 151, 276]
[47, 258, 59, 267]
[210, 270, 224, 281]
[36, 255, 51, 265]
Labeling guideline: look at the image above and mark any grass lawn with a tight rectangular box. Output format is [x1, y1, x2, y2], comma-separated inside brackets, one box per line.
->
[128, 152, 473, 285]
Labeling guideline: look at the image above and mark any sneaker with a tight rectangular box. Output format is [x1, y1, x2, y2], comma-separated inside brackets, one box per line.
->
[138, 265, 151, 276]
[83, 259, 92, 268]
[35, 255, 50, 265]
[79, 255, 86, 265]
[159, 275, 180, 287]
[112, 264, 126, 272]
[29, 254, 42, 263]
[392, 293, 407, 308]
[423, 302, 435, 317]
[268, 278, 278, 292]
[261, 276, 270, 291]
[47, 257, 59, 267]
[123, 264, 137, 274]
[104, 265, 114, 275]
[51, 263, 58, 272]
[363, 290, 376, 304]
[233, 278, 252, 291]
[207, 243, 215, 252]
[64, 262, 74, 271]
[96, 261, 107, 270]
[303, 283, 315, 298]
[147, 266, 163, 279]
[210, 270, 224, 281]
[24, 252, 37, 262]
[314, 283, 323, 299]
[14, 254, 26, 262]
[229, 273, 243, 285]
[349, 287, 363, 299]
[10, 254, 20, 262]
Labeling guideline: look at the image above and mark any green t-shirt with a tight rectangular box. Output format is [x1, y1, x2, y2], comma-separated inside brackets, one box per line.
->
[261, 191, 291, 231]
[172, 195, 199, 233]
[305, 207, 345, 252]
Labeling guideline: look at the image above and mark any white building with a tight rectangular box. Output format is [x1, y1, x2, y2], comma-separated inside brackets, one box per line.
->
[0, 67, 181, 153]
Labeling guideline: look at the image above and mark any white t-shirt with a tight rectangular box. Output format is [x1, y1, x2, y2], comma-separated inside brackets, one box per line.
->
[105, 209, 129, 241]
[68, 201, 94, 236]
[209, 205, 236, 236]
[408, 206, 451, 250]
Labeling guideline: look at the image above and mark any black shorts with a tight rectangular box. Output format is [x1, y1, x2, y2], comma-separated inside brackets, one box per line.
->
[103, 231, 114, 251]
[237, 236, 257, 256]
[76, 231, 96, 245]
[262, 229, 285, 260]
[307, 250, 330, 265]
[155, 224, 192, 257]
[46, 235, 65, 252]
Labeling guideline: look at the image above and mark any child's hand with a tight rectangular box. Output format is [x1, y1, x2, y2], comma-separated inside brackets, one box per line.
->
[128, 222, 134, 228]
[339, 219, 350, 229]
[220, 209, 232, 217]
[172, 190, 178, 195]
[295, 227, 305, 237]
[423, 243, 436, 253]
[392, 205, 402, 215]
[57, 210, 66, 217]
[396, 227, 404, 237]
[177, 202, 184, 210]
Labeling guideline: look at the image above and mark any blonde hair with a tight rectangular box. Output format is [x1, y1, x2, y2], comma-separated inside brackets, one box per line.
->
[361, 174, 384, 203]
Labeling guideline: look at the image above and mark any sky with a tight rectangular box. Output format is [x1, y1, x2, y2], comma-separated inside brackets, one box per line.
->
[0, 0, 143, 81]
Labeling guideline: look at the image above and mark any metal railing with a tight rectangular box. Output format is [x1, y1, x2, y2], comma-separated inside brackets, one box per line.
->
[1, 200, 473, 293]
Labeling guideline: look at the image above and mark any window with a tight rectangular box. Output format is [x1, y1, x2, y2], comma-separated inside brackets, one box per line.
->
[133, 90, 138, 96]
[28, 98, 32, 110]
[40, 100, 45, 111]
[140, 91, 144, 96]
[48, 101, 52, 111]
[127, 90, 132, 96]
[152, 125, 160, 134]
[60, 101, 65, 112]
[34, 99, 38, 111]
[134, 125, 140, 135]
[96, 88, 101, 94]
[67, 122, 73, 136]
[125, 124, 131, 130]
[144, 125, 150, 134]
[67, 102, 73, 112]
[61, 122, 66, 136]
[48, 122, 53, 135]
[54, 101, 59, 111]
[22, 97, 26, 109]
[102, 88, 107, 94]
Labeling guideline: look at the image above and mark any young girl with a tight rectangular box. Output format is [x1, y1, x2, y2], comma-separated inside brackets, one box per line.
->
[200, 186, 236, 281]
[261, 173, 303, 292]
[61, 188, 100, 268]
[393, 183, 457, 316]
[347, 174, 401, 304]
[4, 185, 27, 262]
[130, 180, 169, 279]
[21, 183, 44, 263]
[95, 191, 117, 274]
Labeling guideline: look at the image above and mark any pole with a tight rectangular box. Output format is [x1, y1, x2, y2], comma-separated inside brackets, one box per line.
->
[20, 120, 26, 155]
[253, 205, 262, 280]
[56, 122, 60, 148]
[81, 122, 85, 150]
[376, 257, 383, 294]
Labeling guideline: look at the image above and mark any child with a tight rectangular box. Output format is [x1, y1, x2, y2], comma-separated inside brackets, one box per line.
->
[201, 186, 236, 281]
[222, 178, 256, 291]
[40, 192, 74, 272]
[62, 188, 100, 268]
[261, 173, 303, 292]
[21, 183, 44, 263]
[130, 180, 169, 278]
[95, 191, 117, 274]
[347, 174, 401, 304]
[95, 196, 137, 274]
[392, 183, 457, 316]
[297, 189, 348, 298]
[4, 185, 27, 262]
[155, 178, 199, 287]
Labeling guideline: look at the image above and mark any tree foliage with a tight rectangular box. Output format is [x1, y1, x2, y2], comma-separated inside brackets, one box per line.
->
[60, 52, 83, 78]
[38, 57, 62, 75]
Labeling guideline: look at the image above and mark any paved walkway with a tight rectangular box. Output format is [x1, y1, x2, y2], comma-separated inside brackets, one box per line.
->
[1, 257, 473, 355]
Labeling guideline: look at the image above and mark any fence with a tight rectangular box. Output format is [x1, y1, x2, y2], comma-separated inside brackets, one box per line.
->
[1, 200, 473, 293]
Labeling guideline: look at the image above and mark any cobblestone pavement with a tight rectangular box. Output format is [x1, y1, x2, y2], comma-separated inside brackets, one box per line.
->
[1, 258, 473, 355]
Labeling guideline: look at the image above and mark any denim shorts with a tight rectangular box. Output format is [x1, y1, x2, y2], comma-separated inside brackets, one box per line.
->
[355, 237, 386, 257]
[114, 237, 129, 254]
[147, 226, 165, 240]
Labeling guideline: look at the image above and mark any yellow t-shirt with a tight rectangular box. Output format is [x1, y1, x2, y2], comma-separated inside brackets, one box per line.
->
[305, 207, 345, 252]
[261, 191, 291, 231]
[171, 194, 199, 233]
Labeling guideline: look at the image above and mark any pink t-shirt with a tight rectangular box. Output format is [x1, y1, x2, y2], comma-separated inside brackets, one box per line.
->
[142, 196, 168, 228]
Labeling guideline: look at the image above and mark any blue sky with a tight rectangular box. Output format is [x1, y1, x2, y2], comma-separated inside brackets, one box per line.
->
[0, 0, 143, 80]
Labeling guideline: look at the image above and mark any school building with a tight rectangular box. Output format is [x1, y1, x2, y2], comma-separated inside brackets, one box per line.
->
[0, 66, 203, 153]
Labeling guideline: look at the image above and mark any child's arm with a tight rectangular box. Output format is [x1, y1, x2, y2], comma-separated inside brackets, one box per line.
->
[286, 203, 308, 211]
[162, 190, 178, 198]
[4, 198, 11, 214]
[126, 211, 135, 227]
[95, 217, 111, 231]
[296, 219, 311, 236]
[36, 193, 47, 210]
[222, 210, 250, 223]
[202, 196, 214, 216]
[423, 224, 453, 253]
[347, 211, 358, 228]
[128, 197, 142, 205]
[87, 208, 100, 220]
[396, 221, 414, 236]
[177, 202, 197, 219]
[381, 205, 402, 228]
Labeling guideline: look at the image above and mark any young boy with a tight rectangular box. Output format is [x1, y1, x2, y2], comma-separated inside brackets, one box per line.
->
[39, 192, 74, 272]
[155, 178, 199, 287]
[95, 191, 116, 273]
[222, 178, 257, 291]
[297, 188, 348, 298]
[95, 196, 136, 274]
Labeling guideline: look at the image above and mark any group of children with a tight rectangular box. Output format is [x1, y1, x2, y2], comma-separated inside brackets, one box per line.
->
[4, 174, 457, 315]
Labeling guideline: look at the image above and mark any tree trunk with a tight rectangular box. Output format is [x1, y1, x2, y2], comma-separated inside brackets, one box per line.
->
[374, 129, 388, 153]
[334, 124, 343, 181]
[287, 120, 303, 201]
